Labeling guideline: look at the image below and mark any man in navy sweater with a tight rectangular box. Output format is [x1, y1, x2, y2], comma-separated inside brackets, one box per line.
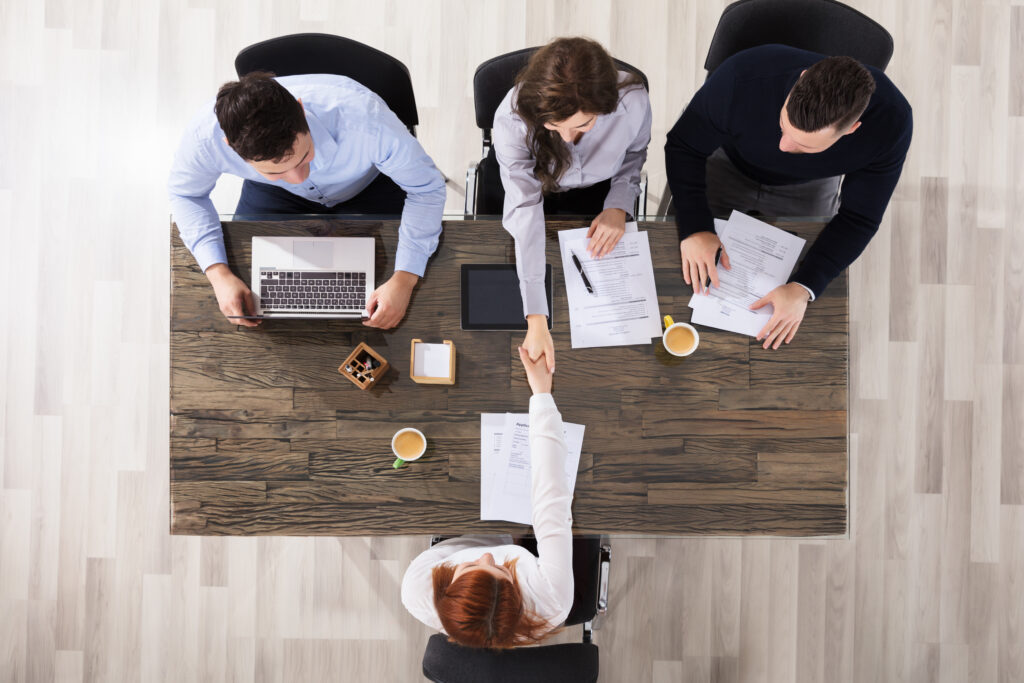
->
[665, 44, 912, 349]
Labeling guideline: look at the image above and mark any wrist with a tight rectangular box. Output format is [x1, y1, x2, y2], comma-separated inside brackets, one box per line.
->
[205, 263, 232, 284]
[526, 314, 548, 329]
[390, 270, 419, 288]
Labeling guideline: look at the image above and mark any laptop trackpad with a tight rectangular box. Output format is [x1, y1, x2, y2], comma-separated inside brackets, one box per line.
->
[292, 241, 333, 270]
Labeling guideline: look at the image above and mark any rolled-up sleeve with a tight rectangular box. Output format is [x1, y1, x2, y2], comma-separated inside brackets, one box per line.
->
[168, 128, 227, 272]
[373, 110, 447, 278]
[528, 393, 574, 621]
[494, 109, 550, 318]
[604, 88, 652, 215]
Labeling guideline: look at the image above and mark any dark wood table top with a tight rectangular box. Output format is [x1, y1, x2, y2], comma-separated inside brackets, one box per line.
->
[170, 218, 847, 536]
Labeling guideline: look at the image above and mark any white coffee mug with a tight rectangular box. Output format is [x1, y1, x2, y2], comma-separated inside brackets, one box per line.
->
[661, 316, 700, 357]
[392, 427, 427, 469]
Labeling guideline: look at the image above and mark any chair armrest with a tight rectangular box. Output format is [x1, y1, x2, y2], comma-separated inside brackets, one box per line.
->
[635, 170, 648, 221]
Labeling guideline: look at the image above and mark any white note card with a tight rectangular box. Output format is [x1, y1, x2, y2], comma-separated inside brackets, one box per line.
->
[412, 343, 451, 378]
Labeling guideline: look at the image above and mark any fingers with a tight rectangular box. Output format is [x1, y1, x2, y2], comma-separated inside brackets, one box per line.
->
[598, 230, 624, 258]
[688, 262, 702, 293]
[707, 256, 722, 290]
[544, 343, 555, 373]
[749, 294, 770, 311]
[586, 219, 598, 239]
[681, 254, 692, 285]
[696, 261, 709, 295]
[720, 247, 731, 270]
[783, 320, 801, 345]
[224, 297, 259, 328]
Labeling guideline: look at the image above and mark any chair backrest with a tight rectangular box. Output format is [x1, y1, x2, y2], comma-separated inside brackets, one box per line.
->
[421, 634, 599, 683]
[234, 33, 419, 130]
[704, 0, 894, 74]
[473, 47, 650, 133]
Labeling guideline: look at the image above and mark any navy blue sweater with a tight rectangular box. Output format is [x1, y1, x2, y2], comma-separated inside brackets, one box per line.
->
[665, 45, 913, 298]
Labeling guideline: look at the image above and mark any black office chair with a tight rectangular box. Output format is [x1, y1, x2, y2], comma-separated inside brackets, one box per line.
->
[234, 33, 419, 136]
[657, 0, 894, 215]
[421, 535, 610, 683]
[704, 0, 894, 74]
[466, 47, 649, 219]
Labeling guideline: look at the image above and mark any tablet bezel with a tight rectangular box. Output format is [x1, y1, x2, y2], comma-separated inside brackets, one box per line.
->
[460, 264, 553, 331]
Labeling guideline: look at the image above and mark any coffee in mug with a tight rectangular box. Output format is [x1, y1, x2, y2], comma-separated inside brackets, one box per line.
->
[392, 428, 427, 469]
[662, 316, 699, 357]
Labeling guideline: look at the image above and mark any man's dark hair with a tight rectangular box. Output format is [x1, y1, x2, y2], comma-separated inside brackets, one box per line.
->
[786, 56, 876, 133]
[215, 72, 309, 162]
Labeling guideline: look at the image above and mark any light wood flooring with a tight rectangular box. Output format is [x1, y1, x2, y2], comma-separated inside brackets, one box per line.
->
[1, 0, 1022, 681]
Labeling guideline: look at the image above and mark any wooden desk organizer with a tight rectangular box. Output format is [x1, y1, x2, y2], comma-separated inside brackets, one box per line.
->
[339, 342, 389, 390]
[409, 339, 456, 385]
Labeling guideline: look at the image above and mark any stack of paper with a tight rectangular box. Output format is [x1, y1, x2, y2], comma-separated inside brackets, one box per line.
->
[480, 413, 585, 525]
[558, 222, 662, 349]
[689, 211, 807, 337]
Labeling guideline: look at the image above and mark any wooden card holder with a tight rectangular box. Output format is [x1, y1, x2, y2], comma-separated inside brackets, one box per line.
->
[409, 339, 456, 385]
[339, 342, 389, 390]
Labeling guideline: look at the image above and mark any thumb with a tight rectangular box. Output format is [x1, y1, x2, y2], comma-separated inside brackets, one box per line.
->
[720, 248, 731, 270]
[749, 294, 771, 310]
[545, 348, 555, 373]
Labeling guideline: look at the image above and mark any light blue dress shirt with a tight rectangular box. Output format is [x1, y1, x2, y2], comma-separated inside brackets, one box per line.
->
[493, 75, 652, 317]
[168, 74, 446, 277]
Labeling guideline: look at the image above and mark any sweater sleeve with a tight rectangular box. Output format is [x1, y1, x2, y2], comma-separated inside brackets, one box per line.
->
[603, 87, 652, 215]
[494, 99, 550, 319]
[528, 393, 575, 623]
[789, 114, 913, 297]
[664, 62, 735, 242]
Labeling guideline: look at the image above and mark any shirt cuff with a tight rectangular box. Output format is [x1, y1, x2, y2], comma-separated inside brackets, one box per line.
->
[793, 282, 816, 302]
[522, 281, 550, 318]
[393, 242, 428, 277]
[529, 393, 556, 411]
[602, 183, 636, 215]
[193, 240, 228, 274]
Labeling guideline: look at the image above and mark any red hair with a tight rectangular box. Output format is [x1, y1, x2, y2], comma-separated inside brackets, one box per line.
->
[431, 558, 556, 649]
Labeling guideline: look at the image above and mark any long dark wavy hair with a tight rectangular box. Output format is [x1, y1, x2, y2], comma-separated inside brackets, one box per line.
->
[513, 37, 644, 193]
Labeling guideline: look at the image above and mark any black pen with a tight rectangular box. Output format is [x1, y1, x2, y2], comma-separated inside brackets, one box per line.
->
[571, 251, 595, 295]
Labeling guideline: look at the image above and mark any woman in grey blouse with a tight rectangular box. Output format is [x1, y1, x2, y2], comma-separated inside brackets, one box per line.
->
[493, 37, 652, 371]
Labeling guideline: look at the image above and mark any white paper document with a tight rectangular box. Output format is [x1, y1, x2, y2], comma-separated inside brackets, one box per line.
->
[480, 413, 585, 525]
[558, 225, 662, 349]
[689, 212, 806, 337]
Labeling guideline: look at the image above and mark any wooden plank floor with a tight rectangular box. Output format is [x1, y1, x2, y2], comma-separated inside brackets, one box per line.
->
[169, 218, 847, 536]
[1, 0, 1022, 680]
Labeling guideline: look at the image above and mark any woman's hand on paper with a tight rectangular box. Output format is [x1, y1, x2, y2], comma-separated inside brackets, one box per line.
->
[679, 231, 730, 294]
[522, 315, 555, 374]
[586, 208, 627, 258]
[750, 282, 810, 349]
[518, 345, 553, 395]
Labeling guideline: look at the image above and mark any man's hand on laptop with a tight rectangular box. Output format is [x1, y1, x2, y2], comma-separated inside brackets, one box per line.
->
[206, 264, 260, 328]
[364, 271, 418, 329]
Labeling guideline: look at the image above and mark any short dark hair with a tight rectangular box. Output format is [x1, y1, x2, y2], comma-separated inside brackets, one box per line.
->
[785, 56, 876, 133]
[215, 72, 309, 162]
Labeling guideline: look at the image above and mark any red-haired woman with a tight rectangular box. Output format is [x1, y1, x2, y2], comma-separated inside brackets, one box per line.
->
[495, 37, 652, 372]
[401, 347, 573, 648]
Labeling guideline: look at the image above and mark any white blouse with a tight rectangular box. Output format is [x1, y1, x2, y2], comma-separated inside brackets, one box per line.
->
[493, 74, 652, 318]
[401, 393, 574, 633]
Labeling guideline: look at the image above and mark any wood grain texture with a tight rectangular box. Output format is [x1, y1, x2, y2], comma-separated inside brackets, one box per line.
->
[170, 218, 848, 536]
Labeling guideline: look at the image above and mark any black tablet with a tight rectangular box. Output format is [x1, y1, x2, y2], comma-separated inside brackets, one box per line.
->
[461, 264, 553, 331]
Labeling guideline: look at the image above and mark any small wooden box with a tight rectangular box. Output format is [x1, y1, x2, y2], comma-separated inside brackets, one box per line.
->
[339, 342, 389, 390]
[409, 339, 456, 385]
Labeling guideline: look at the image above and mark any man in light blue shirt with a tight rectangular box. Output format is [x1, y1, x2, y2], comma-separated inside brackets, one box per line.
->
[168, 72, 447, 328]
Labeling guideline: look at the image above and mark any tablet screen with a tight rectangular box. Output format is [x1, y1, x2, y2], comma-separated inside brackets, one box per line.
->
[461, 264, 553, 331]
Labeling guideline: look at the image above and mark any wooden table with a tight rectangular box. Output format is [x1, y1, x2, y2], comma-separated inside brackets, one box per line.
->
[170, 218, 848, 536]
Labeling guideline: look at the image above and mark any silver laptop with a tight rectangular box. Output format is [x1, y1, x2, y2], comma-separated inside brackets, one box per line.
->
[251, 236, 375, 319]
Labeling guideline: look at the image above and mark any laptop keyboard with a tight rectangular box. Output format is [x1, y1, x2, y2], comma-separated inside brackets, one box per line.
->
[259, 270, 367, 311]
